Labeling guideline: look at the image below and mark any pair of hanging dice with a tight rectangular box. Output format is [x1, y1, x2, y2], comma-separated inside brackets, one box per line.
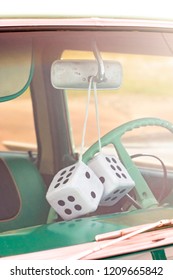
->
[46, 153, 135, 220]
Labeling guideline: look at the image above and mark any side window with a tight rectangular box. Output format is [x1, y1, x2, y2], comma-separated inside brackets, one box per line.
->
[0, 88, 37, 152]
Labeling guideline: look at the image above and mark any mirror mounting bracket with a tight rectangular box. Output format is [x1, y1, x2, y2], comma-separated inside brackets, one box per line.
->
[93, 43, 106, 84]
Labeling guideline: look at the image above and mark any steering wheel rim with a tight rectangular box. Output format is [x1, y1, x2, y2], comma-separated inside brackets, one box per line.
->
[83, 117, 173, 208]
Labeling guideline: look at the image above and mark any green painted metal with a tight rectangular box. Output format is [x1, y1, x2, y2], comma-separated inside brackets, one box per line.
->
[0, 156, 50, 233]
[83, 117, 173, 208]
[151, 249, 167, 260]
[105, 245, 171, 260]
[1, 207, 173, 257]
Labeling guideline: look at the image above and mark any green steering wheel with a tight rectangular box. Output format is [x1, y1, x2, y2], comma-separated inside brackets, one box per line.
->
[83, 117, 173, 209]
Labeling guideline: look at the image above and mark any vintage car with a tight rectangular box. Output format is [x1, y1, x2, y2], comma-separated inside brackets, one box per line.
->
[1, 8, 173, 260]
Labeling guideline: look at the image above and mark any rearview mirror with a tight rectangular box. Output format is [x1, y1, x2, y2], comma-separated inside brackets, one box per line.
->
[51, 60, 122, 89]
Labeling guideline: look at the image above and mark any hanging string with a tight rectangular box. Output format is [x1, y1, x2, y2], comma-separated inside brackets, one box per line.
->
[93, 80, 102, 153]
[79, 76, 102, 162]
[79, 76, 93, 161]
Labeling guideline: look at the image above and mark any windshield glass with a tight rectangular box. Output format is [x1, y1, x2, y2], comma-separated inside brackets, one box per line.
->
[64, 51, 173, 168]
[1, 30, 173, 162]
[0, 88, 37, 151]
[2, 23, 173, 261]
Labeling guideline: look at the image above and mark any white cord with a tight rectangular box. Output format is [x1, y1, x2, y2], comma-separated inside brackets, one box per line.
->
[79, 76, 93, 161]
[79, 76, 102, 161]
[93, 80, 102, 153]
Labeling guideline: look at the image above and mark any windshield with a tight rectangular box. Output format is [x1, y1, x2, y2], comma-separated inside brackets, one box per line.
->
[1, 25, 173, 260]
[64, 50, 173, 169]
[1, 31, 173, 163]
[1, 28, 173, 219]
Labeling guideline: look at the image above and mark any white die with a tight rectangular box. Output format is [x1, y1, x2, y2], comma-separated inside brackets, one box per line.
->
[88, 153, 135, 206]
[46, 161, 104, 220]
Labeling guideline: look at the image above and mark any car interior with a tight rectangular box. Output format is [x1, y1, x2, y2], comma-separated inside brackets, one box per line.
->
[1, 27, 173, 258]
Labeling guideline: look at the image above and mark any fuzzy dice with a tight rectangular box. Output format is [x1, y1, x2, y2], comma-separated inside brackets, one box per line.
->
[46, 161, 104, 220]
[88, 153, 135, 206]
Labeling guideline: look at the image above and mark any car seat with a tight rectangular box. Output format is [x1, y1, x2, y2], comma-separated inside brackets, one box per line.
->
[0, 155, 49, 233]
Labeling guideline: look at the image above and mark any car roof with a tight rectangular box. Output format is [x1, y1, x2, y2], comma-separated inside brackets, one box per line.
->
[1, 18, 173, 30]
[1, 0, 173, 21]
[1, 1, 173, 32]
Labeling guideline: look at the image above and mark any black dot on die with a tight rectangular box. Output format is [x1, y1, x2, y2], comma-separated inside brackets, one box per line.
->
[57, 176, 63, 182]
[112, 158, 117, 164]
[85, 172, 90, 179]
[113, 189, 120, 194]
[99, 176, 105, 183]
[91, 191, 96, 198]
[54, 183, 60, 188]
[105, 197, 111, 201]
[116, 172, 121, 178]
[117, 165, 122, 171]
[69, 166, 76, 172]
[110, 164, 116, 170]
[120, 189, 126, 194]
[111, 196, 118, 201]
[122, 173, 127, 179]
[106, 157, 111, 163]
[60, 170, 66, 176]
[66, 172, 72, 178]
[63, 179, 69, 184]
[68, 195, 75, 202]
[74, 204, 82, 211]
[58, 200, 65, 206]
[65, 208, 72, 215]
